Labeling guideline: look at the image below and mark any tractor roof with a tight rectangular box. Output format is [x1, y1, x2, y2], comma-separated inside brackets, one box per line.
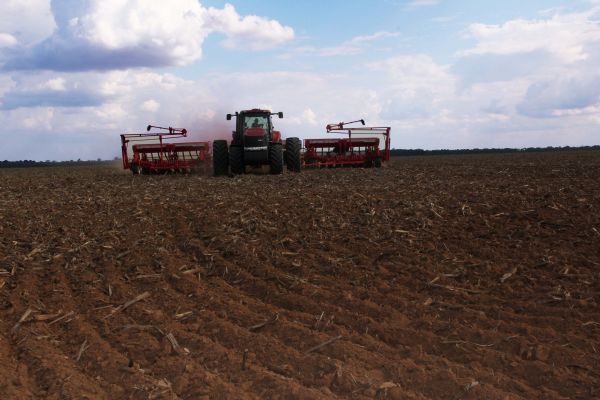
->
[240, 108, 271, 114]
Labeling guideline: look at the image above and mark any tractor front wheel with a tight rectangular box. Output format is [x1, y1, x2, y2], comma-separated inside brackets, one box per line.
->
[285, 137, 302, 172]
[213, 140, 229, 176]
[229, 145, 244, 174]
[269, 144, 283, 174]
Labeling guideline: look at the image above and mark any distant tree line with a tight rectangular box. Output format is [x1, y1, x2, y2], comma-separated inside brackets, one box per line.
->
[0, 158, 120, 168]
[389, 145, 600, 156]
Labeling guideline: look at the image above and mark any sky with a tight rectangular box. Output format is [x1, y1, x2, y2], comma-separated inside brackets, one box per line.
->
[1, 0, 599, 160]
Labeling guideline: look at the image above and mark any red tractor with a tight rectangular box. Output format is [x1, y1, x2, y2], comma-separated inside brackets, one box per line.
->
[212, 109, 302, 175]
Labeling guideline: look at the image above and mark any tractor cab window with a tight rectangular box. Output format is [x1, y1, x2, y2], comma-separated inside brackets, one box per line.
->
[244, 115, 268, 130]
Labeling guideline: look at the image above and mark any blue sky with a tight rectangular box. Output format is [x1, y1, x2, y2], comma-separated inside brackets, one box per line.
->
[0, 0, 599, 160]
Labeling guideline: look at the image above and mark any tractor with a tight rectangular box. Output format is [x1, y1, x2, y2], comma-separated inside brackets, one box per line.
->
[212, 109, 302, 176]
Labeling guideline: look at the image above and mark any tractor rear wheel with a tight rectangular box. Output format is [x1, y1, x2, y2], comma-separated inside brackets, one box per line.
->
[269, 144, 283, 174]
[213, 140, 229, 176]
[374, 157, 382, 168]
[285, 137, 302, 172]
[229, 145, 244, 174]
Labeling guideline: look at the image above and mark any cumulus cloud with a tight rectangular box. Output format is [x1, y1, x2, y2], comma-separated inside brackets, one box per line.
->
[302, 109, 318, 125]
[455, 6, 600, 120]
[2, 0, 294, 71]
[348, 31, 402, 44]
[369, 54, 454, 92]
[517, 76, 600, 118]
[0, 33, 18, 48]
[141, 99, 160, 112]
[0, 75, 15, 97]
[284, 45, 363, 57]
[455, 7, 600, 90]
[460, 8, 600, 63]
[452, 50, 559, 88]
[0, 89, 105, 110]
[281, 30, 402, 58]
[42, 78, 67, 91]
[205, 4, 294, 49]
[0, 0, 56, 46]
[22, 108, 54, 130]
[0, 72, 109, 110]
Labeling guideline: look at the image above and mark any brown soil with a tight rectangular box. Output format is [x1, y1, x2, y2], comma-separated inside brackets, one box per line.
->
[1, 152, 599, 399]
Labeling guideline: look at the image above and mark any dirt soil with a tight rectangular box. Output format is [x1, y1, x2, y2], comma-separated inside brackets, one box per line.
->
[1, 151, 599, 399]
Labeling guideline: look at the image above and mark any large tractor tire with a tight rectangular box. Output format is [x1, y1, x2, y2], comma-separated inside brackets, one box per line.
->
[213, 140, 229, 176]
[269, 143, 283, 174]
[285, 137, 302, 172]
[229, 145, 244, 174]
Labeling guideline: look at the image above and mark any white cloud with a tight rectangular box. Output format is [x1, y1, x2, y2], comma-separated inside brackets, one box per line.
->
[69, 0, 208, 65]
[302, 109, 318, 125]
[552, 104, 600, 117]
[288, 108, 318, 125]
[349, 31, 402, 44]
[460, 8, 600, 63]
[369, 54, 454, 89]
[282, 30, 401, 58]
[206, 4, 294, 49]
[517, 75, 600, 117]
[455, 7, 600, 120]
[42, 78, 66, 91]
[3, 0, 294, 71]
[141, 99, 160, 112]
[100, 71, 184, 96]
[22, 108, 54, 130]
[0, 0, 56, 46]
[0, 72, 107, 110]
[285, 45, 363, 57]
[0, 75, 15, 97]
[0, 33, 17, 48]
[94, 102, 127, 120]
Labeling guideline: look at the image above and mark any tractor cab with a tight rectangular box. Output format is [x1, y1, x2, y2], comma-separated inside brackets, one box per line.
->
[227, 109, 282, 146]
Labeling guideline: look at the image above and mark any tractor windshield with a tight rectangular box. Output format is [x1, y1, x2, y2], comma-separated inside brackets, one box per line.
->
[243, 115, 269, 130]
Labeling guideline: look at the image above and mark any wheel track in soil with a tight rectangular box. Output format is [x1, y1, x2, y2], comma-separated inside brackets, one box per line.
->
[217, 222, 596, 396]
[62, 219, 350, 396]
[168, 213, 570, 399]
[59, 243, 261, 398]
[44, 208, 596, 398]
[154, 212, 440, 396]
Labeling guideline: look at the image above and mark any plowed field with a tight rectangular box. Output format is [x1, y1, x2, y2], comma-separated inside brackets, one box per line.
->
[1, 152, 599, 399]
